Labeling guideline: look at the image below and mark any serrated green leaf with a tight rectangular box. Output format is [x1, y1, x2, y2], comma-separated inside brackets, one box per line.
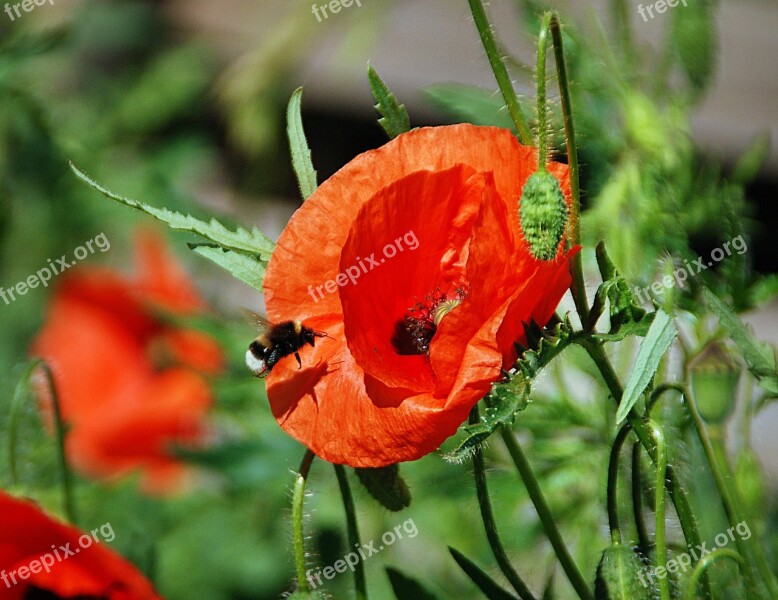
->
[703, 288, 778, 392]
[368, 64, 410, 139]
[593, 312, 655, 342]
[386, 567, 440, 600]
[616, 309, 677, 423]
[424, 84, 515, 130]
[590, 241, 647, 335]
[446, 320, 574, 462]
[191, 245, 265, 291]
[286, 87, 318, 200]
[449, 547, 520, 600]
[70, 163, 275, 259]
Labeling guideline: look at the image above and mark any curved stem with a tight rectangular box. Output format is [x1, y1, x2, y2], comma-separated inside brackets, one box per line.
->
[644, 420, 669, 600]
[467, 0, 533, 144]
[685, 549, 747, 600]
[470, 408, 537, 600]
[500, 426, 593, 600]
[577, 338, 710, 597]
[293, 449, 316, 593]
[37, 361, 77, 525]
[631, 443, 651, 557]
[607, 424, 633, 545]
[334, 464, 368, 600]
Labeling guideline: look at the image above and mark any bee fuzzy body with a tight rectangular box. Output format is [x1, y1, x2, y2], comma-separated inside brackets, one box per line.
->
[245, 318, 326, 377]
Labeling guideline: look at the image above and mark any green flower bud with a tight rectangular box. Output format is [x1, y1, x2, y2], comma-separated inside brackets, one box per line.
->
[594, 544, 654, 600]
[354, 463, 411, 512]
[689, 342, 741, 424]
[735, 449, 766, 517]
[519, 170, 568, 261]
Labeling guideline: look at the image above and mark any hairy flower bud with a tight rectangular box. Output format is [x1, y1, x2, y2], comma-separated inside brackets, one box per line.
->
[355, 463, 412, 512]
[519, 170, 568, 261]
[594, 544, 654, 599]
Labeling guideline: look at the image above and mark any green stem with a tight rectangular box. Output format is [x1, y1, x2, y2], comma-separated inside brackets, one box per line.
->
[644, 420, 670, 600]
[545, 12, 589, 323]
[657, 384, 776, 598]
[685, 549, 747, 600]
[500, 426, 593, 600]
[470, 409, 537, 600]
[631, 443, 651, 557]
[334, 464, 368, 600]
[467, 0, 533, 144]
[607, 424, 633, 545]
[38, 361, 77, 525]
[535, 14, 551, 170]
[577, 338, 711, 598]
[293, 449, 316, 593]
[709, 427, 776, 599]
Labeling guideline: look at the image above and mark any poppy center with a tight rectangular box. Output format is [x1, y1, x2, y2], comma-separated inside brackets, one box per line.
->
[391, 284, 469, 355]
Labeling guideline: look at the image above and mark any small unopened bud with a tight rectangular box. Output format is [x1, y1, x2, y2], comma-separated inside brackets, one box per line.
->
[689, 342, 740, 424]
[735, 449, 766, 517]
[594, 544, 654, 599]
[519, 170, 568, 261]
[355, 463, 411, 512]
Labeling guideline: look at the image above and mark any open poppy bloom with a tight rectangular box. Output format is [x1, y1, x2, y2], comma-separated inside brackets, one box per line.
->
[31, 230, 223, 493]
[263, 124, 576, 467]
[0, 491, 160, 599]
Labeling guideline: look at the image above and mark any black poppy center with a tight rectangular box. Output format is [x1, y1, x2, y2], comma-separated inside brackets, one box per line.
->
[391, 285, 468, 356]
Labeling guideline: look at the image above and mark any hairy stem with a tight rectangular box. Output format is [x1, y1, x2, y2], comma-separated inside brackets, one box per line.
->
[293, 449, 316, 593]
[467, 0, 533, 143]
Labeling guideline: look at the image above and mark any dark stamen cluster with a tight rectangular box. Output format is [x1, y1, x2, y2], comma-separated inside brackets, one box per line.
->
[391, 285, 469, 356]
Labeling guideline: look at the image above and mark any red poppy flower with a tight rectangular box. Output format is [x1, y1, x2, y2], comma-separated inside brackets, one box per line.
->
[0, 491, 161, 599]
[263, 124, 576, 467]
[31, 230, 223, 493]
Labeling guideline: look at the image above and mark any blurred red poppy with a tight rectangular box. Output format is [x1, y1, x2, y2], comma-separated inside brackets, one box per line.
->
[263, 124, 576, 467]
[31, 230, 223, 493]
[0, 491, 161, 599]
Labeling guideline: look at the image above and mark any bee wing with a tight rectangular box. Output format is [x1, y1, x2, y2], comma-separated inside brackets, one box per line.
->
[241, 308, 273, 333]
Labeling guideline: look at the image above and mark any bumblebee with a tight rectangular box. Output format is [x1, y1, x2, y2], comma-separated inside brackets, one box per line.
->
[244, 311, 328, 377]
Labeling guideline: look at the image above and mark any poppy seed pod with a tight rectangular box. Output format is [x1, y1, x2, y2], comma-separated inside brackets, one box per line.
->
[689, 341, 740, 424]
[519, 170, 569, 261]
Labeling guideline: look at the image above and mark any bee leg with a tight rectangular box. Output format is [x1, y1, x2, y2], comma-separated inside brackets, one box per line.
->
[295, 351, 302, 369]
